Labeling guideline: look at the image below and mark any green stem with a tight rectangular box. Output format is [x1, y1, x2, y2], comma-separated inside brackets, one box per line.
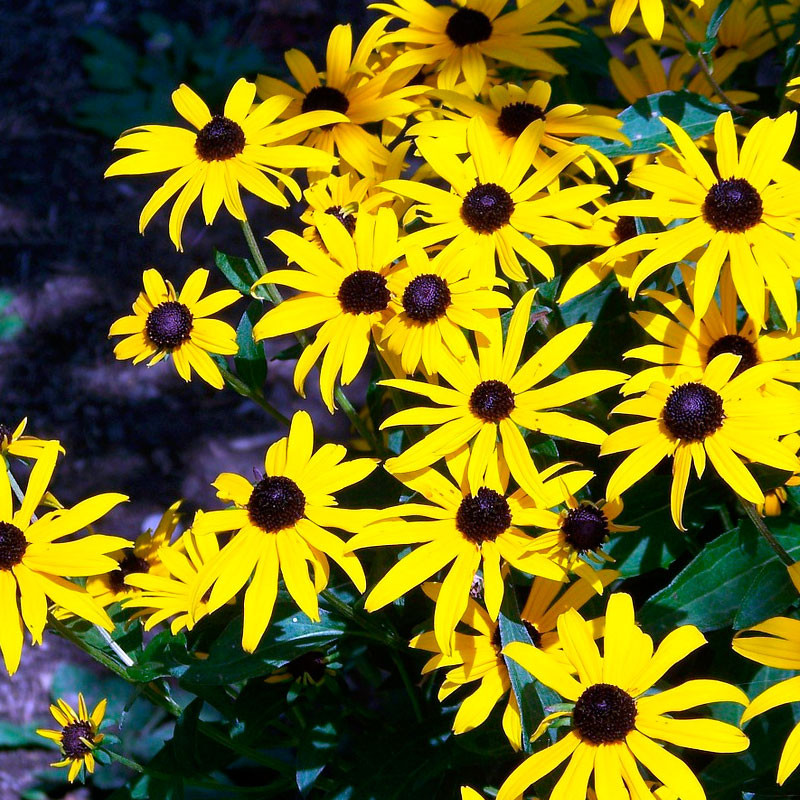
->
[759, 0, 784, 56]
[320, 590, 401, 648]
[241, 219, 279, 291]
[334, 385, 386, 456]
[106, 750, 145, 773]
[218, 363, 291, 427]
[6, 467, 26, 508]
[390, 651, 423, 723]
[739, 496, 794, 566]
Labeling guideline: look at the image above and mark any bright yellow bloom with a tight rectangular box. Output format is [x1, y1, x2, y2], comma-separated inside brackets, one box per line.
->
[123, 525, 220, 634]
[37, 693, 107, 783]
[256, 22, 423, 177]
[787, 75, 800, 105]
[370, 0, 575, 95]
[623, 268, 800, 396]
[105, 79, 343, 249]
[409, 80, 626, 181]
[0, 445, 128, 674]
[381, 290, 626, 501]
[382, 245, 512, 375]
[252, 208, 401, 411]
[109, 268, 240, 390]
[191, 411, 376, 652]
[0, 417, 63, 462]
[602, 353, 800, 530]
[411, 572, 616, 748]
[734, 617, 800, 784]
[83, 501, 183, 610]
[349, 448, 591, 652]
[604, 111, 800, 330]
[383, 117, 605, 283]
[498, 593, 749, 800]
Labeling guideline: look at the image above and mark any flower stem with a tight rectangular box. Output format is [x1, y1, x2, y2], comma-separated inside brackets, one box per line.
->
[94, 625, 135, 667]
[334, 384, 386, 456]
[739, 496, 794, 566]
[217, 362, 291, 427]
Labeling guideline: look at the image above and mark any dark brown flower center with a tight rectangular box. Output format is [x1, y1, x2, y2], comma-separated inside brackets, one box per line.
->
[0, 424, 12, 448]
[145, 301, 193, 350]
[461, 183, 514, 234]
[456, 487, 511, 544]
[61, 720, 95, 759]
[522, 620, 543, 648]
[195, 115, 246, 162]
[706, 334, 759, 377]
[248, 475, 306, 533]
[0, 522, 26, 570]
[108, 552, 150, 593]
[445, 7, 493, 46]
[614, 216, 638, 242]
[573, 683, 637, 744]
[497, 102, 547, 139]
[702, 178, 763, 233]
[286, 650, 327, 682]
[469, 380, 515, 423]
[491, 625, 503, 651]
[338, 270, 390, 315]
[662, 383, 724, 442]
[562, 505, 609, 553]
[402, 274, 452, 322]
[325, 205, 356, 235]
[301, 86, 350, 117]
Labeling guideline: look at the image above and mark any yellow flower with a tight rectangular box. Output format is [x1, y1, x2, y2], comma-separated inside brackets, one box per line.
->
[104, 78, 344, 249]
[123, 525, 220, 634]
[623, 268, 800, 396]
[370, 0, 575, 95]
[109, 267, 240, 390]
[252, 208, 401, 411]
[0, 417, 63, 462]
[349, 448, 591, 653]
[83, 501, 183, 610]
[409, 80, 626, 181]
[498, 593, 749, 800]
[256, 22, 423, 178]
[0, 446, 128, 674]
[383, 117, 604, 283]
[190, 411, 376, 652]
[382, 245, 512, 375]
[787, 75, 800, 105]
[381, 290, 626, 501]
[37, 693, 107, 783]
[734, 617, 800, 784]
[410, 573, 617, 748]
[604, 111, 800, 330]
[602, 353, 800, 530]
[609, 0, 703, 40]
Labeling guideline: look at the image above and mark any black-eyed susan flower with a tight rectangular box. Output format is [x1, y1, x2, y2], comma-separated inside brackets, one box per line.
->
[0, 446, 128, 674]
[381, 290, 626, 501]
[83, 501, 182, 610]
[382, 245, 512, 375]
[371, 0, 575, 95]
[252, 208, 401, 412]
[602, 353, 800, 530]
[498, 593, 749, 800]
[123, 525, 220, 634]
[37, 694, 107, 783]
[409, 80, 626, 181]
[609, 0, 701, 41]
[623, 270, 800, 396]
[349, 447, 591, 653]
[255, 22, 423, 178]
[411, 572, 617, 748]
[109, 267, 240, 390]
[190, 411, 376, 652]
[0, 417, 62, 462]
[523, 486, 636, 593]
[383, 117, 605, 283]
[104, 78, 344, 250]
[734, 616, 800, 784]
[603, 111, 800, 329]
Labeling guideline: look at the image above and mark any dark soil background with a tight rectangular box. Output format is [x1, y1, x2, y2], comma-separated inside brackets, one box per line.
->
[1, 0, 367, 795]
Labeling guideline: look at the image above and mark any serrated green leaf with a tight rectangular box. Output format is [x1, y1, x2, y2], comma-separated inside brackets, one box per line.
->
[576, 91, 727, 158]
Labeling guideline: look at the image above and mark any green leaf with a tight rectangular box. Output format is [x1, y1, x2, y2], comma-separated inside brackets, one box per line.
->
[234, 302, 267, 392]
[498, 589, 558, 753]
[639, 516, 800, 636]
[0, 720, 48, 748]
[705, 0, 733, 43]
[214, 250, 260, 294]
[576, 91, 727, 158]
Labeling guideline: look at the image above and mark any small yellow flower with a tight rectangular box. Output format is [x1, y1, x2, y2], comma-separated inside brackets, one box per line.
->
[0, 417, 63, 462]
[109, 268, 240, 390]
[37, 693, 107, 783]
